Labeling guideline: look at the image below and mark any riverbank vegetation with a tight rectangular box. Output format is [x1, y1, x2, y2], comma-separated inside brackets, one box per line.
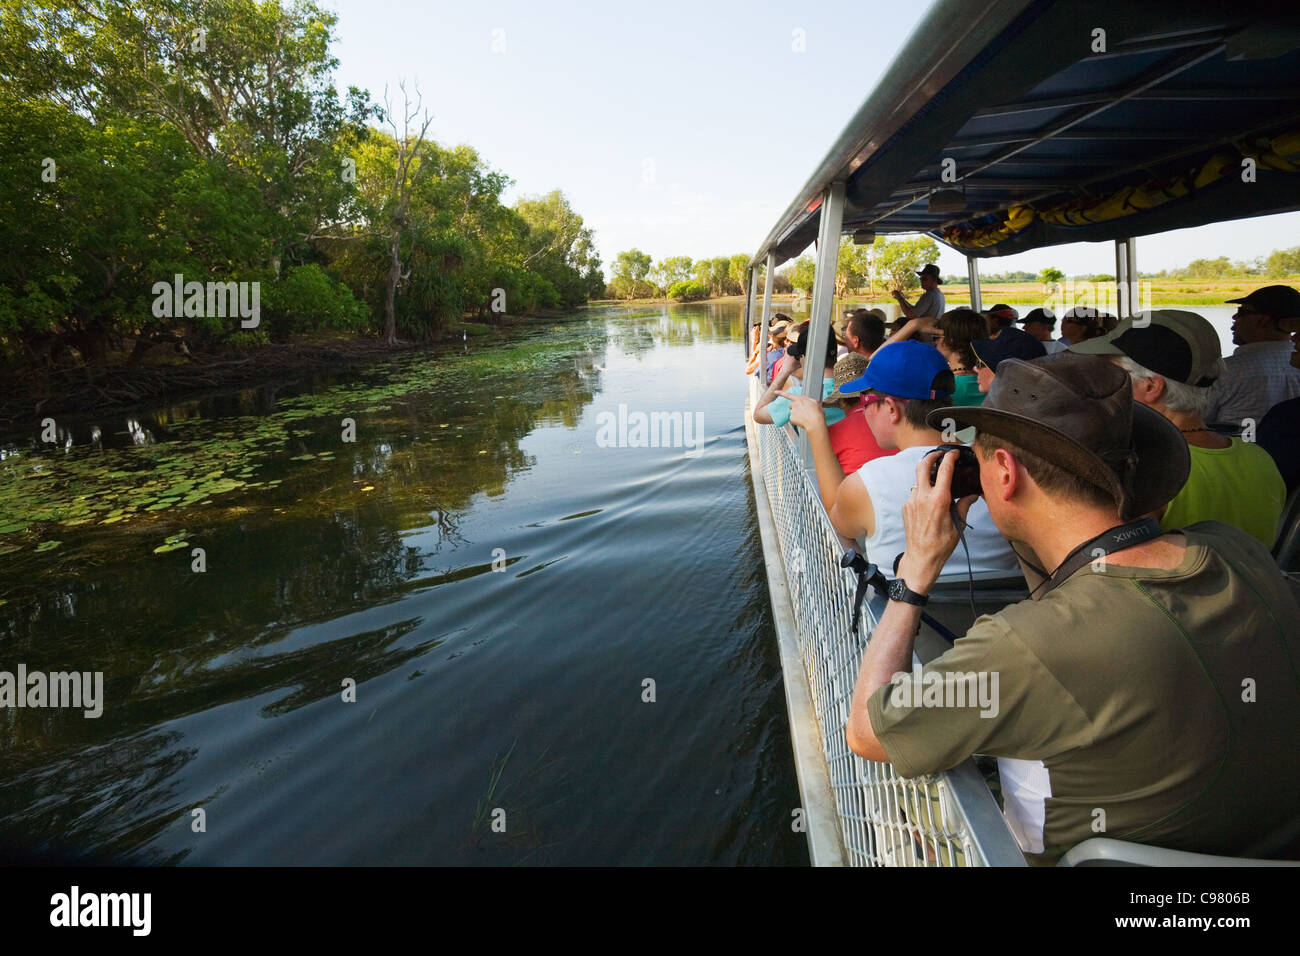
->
[0, 0, 603, 391]
[609, 235, 1300, 306]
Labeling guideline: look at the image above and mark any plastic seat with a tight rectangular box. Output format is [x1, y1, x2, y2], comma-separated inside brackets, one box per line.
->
[1057, 837, 1300, 867]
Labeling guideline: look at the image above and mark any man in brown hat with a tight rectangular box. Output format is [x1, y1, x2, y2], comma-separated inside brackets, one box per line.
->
[1203, 284, 1300, 430]
[844, 352, 1300, 863]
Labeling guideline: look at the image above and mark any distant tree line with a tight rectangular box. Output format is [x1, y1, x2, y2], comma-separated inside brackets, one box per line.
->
[606, 235, 943, 302]
[1154, 247, 1300, 280]
[0, 0, 603, 371]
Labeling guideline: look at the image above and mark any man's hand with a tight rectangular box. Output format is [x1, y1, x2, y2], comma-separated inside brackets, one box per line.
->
[891, 289, 905, 300]
[777, 390, 827, 433]
[896, 450, 978, 593]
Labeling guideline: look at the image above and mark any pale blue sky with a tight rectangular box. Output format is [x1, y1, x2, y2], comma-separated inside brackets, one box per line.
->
[324, 0, 1300, 279]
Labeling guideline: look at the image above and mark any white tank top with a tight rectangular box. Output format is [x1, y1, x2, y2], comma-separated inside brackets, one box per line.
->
[857, 445, 1019, 577]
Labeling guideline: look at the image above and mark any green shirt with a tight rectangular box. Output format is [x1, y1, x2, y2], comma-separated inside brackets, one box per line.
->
[867, 522, 1300, 863]
[1161, 438, 1285, 547]
[951, 374, 985, 407]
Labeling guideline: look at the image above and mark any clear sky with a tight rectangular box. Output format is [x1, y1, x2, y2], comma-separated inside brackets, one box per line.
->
[324, 0, 1300, 279]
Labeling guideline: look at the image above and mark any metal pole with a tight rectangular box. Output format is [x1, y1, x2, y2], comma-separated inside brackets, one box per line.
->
[744, 265, 757, 355]
[1115, 239, 1129, 317]
[1125, 237, 1139, 320]
[802, 182, 846, 473]
[966, 255, 982, 313]
[759, 251, 776, 382]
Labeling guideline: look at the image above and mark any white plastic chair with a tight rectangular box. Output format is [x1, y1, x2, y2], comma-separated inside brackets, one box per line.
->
[1057, 838, 1300, 867]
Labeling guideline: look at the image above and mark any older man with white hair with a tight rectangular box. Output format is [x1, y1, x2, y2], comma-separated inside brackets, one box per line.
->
[1070, 310, 1286, 547]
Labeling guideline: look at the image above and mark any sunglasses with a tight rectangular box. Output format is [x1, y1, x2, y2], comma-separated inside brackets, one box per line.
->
[862, 392, 905, 409]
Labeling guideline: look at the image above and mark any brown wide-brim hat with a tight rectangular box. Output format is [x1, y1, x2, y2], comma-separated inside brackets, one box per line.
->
[925, 352, 1189, 519]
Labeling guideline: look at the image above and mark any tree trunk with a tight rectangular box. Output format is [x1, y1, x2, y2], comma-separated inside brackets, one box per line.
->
[384, 233, 400, 346]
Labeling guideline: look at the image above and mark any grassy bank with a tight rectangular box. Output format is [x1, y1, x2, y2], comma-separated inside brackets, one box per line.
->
[596, 277, 1297, 310]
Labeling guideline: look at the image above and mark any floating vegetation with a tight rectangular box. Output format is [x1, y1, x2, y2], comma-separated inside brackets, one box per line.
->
[153, 531, 190, 554]
[0, 326, 596, 554]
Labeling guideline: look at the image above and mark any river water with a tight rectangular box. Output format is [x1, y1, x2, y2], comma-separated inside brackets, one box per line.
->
[0, 304, 808, 865]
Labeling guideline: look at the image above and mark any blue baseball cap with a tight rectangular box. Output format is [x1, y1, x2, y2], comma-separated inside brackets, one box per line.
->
[840, 340, 953, 399]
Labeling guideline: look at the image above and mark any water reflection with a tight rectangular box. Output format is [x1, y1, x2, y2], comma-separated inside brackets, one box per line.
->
[0, 307, 807, 865]
[0, 320, 611, 858]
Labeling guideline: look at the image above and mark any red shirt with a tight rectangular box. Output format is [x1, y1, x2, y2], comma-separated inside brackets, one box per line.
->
[828, 402, 897, 473]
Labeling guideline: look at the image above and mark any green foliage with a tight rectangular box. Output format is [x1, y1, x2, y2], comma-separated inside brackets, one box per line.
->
[873, 235, 940, 291]
[654, 256, 693, 291]
[612, 249, 653, 300]
[1265, 247, 1300, 277]
[667, 280, 708, 301]
[259, 264, 368, 342]
[789, 256, 816, 294]
[836, 237, 870, 296]
[0, 0, 602, 370]
[1039, 266, 1065, 288]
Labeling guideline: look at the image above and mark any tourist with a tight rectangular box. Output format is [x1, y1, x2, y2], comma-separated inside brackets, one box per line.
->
[1019, 308, 1067, 353]
[885, 264, 947, 344]
[746, 314, 790, 379]
[1059, 307, 1102, 346]
[823, 341, 1019, 577]
[1203, 285, 1300, 432]
[971, 326, 1046, 394]
[843, 308, 887, 359]
[1071, 310, 1286, 547]
[984, 304, 1018, 337]
[934, 309, 986, 406]
[844, 352, 1300, 863]
[753, 323, 841, 429]
[780, 353, 898, 507]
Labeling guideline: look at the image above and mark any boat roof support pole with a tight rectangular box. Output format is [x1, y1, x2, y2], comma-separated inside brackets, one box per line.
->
[802, 181, 846, 473]
[759, 251, 776, 382]
[1125, 238, 1140, 319]
[1115, 238, 1134, 317]
[744, 265, 758, 355]
[966, 255, 982, 313]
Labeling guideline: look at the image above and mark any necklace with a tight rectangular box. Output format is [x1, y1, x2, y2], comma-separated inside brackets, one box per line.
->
[1178, 426, 1209, 434]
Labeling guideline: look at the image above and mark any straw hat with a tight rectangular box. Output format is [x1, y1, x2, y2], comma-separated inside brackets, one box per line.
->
[823, 353, 870, 405]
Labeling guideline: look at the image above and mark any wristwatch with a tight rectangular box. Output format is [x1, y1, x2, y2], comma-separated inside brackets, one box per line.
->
[887, 577, 929, 606]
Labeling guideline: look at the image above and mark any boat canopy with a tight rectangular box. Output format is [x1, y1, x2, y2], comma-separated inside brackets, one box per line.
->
[752, 0, 1300, 267]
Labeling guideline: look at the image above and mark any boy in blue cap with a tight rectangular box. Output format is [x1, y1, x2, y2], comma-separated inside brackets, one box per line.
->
[783, 340, 1018, 577]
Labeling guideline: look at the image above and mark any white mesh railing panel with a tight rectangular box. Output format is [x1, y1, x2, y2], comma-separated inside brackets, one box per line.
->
[748, 375, 1014, 867]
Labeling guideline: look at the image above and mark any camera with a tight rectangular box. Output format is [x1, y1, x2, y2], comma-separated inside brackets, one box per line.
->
[928, 443, 983, 499]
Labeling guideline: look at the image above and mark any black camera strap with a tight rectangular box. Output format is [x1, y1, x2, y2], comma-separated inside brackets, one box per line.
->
[1037, 517, 1164, 597]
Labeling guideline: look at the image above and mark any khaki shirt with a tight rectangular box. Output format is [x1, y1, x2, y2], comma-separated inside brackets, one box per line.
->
[868, 522, 1300, 862]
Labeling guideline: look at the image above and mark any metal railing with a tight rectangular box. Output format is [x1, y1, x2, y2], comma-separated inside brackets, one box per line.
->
[747, 375, 1026, 866]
